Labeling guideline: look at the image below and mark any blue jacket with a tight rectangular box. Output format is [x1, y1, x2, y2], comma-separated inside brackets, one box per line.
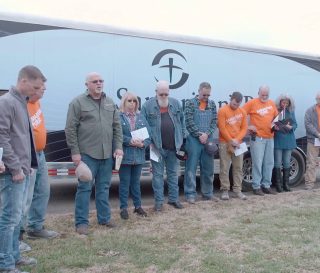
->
[120, 112, 151, 165]
[141, 97, 186, 151]
[274, 109, 297, 150]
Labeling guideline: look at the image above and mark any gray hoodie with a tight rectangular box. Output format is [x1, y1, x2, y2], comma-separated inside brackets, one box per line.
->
[0, 87, 37, 175]
[304, 104, 320, 144]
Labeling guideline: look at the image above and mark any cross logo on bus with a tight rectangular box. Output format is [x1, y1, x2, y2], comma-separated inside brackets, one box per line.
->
[152, 49, 189, 89]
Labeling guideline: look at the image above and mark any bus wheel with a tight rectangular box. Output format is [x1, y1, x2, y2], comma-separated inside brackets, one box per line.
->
[288, 149, 305, 187]
[241, 152, 253, 192]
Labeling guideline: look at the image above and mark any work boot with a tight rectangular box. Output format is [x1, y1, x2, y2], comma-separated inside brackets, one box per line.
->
[283, 168, 291, 192]
[274, 168, 283, 193]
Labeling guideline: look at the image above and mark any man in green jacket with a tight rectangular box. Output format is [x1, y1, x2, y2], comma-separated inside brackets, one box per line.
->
[65, 72, 123, 235]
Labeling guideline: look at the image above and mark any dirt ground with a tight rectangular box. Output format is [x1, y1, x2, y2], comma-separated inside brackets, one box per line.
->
[47, 175, 319, 215]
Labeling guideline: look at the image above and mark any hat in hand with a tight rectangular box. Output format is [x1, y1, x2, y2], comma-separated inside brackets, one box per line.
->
[204, 141, 218, 156]
[75, 161, 93, 182]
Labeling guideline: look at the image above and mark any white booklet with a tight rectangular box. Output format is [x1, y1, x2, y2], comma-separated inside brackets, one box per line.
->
[131, 127, 149, 140]
[150, 145, 160, 162]
[315, 138, 320, 146]
[234, 142, 248, 156]
[0, 147, 3, 161]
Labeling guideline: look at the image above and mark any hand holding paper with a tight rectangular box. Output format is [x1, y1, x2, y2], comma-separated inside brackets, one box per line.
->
[234, 142, 248, 156]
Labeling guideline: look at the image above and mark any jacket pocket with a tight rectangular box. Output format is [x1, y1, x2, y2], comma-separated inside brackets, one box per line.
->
[81, 106, 97, 123]
[147, 113, 158, 126]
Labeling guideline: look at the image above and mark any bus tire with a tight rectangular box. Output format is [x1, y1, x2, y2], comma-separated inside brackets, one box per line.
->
[288, 149, 305, 187]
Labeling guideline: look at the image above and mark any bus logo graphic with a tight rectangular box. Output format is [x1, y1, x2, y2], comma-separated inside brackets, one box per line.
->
[152, 49, 189, 89]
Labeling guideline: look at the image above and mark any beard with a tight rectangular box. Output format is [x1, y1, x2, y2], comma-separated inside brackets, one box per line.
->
[94, 87, 103, 94]
[157, 97, 169, 107]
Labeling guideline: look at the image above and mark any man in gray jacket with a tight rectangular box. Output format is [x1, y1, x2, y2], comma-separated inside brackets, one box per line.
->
[0, 65, 46, 273]
[304, 92, 320, 190]
[65, 72, 123, 235]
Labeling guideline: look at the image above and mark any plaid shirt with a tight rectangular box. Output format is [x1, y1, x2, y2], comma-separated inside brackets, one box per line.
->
[184, 96, 217, 138]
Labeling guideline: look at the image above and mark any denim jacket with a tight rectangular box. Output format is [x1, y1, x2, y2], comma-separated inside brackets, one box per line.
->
[120, 112, 151, 165]
[141, 97, 186, 151]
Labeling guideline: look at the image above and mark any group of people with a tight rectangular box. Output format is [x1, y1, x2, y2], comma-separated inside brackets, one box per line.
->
[1, 66, 320, 273]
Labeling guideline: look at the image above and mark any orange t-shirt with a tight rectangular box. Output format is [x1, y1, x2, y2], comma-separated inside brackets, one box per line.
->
[243, 98, 278, 138]
[27, 100, 47, 151]
[218, 104, 248, 143]
[199, 100, 207, 110]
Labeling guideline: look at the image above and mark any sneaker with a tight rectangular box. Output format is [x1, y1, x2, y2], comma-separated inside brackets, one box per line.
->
[305, 184, 314, 190]
[154, 204, 163, 212]
[235, 192, 247, 200]
[134, 207, 148, 217]
[120, 209, 129, 220]
[27, 228, 59, 239]
[202, 195, 219, 202]
[75, 225, 89, 235]
[185, 198, 196, 204]
[100, 221, 117, 228]
[167, 201, 184, 209]
[253, 188, 264, 196]
[19, 241, 31, 253]
[220, 191, 229, 200]
[261, 187, 277, 195]
[16, 256, 37, 266]
[0, 269, 29, 273]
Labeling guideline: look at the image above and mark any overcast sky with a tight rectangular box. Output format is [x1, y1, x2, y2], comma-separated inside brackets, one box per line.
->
[2, 0, 320, 55]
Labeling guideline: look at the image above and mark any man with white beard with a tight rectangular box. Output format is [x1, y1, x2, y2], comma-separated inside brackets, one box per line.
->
[141, 80, 186, 212]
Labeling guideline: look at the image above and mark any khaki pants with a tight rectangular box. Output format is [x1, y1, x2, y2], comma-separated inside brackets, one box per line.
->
[305, 142, 320, 187]
[219, 143, 243, 192]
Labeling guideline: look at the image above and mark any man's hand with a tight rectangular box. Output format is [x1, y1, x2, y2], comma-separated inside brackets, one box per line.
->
[0, 161, 5, 173]
[248, 125, 257, 133]
[113, 149, 124, 158]
[230, 139, 240, 148]
[199, 133, 208, 144]
[12, 169, 25, 183]
[72, 154, 81, 166]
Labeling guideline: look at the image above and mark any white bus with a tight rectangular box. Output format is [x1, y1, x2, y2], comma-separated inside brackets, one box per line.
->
[1, 12, 319, 189]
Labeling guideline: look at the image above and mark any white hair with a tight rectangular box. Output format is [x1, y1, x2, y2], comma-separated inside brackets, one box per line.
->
[275, 93, 295, 112]
[156, 80, 169, 91]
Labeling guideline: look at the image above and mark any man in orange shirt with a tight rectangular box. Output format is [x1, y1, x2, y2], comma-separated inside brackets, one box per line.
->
[218, 92, 248, 200]
[20, 82, 59, 248]
[243, 86, 278, 195]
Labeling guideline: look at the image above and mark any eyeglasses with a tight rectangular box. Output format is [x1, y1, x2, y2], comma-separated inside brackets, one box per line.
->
[158, 93, 169, 97]
[127, 99, 137, 103]
[202, 94, 210, 97]
[90, 79, 104, 84]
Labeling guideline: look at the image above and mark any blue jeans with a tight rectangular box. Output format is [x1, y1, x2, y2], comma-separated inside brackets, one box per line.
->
[0, 174, 26, 270]
[184, 135, 214, 199]
[250, 137, 274, 189]
[75, 154, 113, 227]
[22, 151, 50, 231]
[151, 149, 179, 206]
[274, 149, 292, 169]
[119, 164, 143, 209]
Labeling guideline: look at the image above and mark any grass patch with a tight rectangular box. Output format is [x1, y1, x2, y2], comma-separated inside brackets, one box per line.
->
[24, 189, 320, 273]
